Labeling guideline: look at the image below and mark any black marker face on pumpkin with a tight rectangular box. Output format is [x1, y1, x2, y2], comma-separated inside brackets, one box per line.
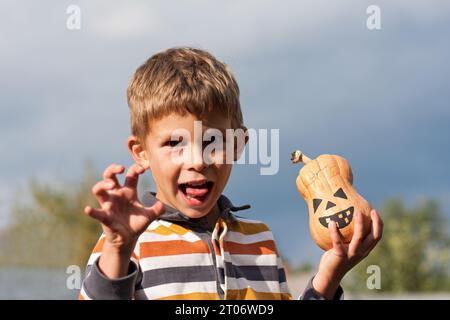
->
[312, 188, 354, 229]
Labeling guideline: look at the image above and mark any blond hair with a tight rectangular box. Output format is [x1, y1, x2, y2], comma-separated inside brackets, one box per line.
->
[127, 47, 243, 143]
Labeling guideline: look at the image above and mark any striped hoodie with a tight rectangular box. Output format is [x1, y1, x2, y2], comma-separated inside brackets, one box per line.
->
[79, 193, 343, 300]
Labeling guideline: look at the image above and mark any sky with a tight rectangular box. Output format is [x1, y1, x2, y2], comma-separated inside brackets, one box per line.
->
[1, 0, 449, 267]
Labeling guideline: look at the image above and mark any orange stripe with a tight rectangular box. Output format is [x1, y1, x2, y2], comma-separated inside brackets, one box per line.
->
[157, 292, 220, 300]
[224, 240, 277, 255]
[140, 240, 210, 257]
[228, 220, 270, 235]
[78, 293, 85, 300]
[146, 224, 190, 236]
[92, 237, 105, 253]
[225, 288, 292, 300]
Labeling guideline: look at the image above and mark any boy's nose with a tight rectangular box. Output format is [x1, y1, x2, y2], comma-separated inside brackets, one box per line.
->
[186, 145, 208, 171]
[187, 161, 207, 172]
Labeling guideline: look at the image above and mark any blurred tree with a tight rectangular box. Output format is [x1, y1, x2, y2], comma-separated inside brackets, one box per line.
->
[343, 197, 450, 292]
[0, 161, 102, 268]
[0, 161, 154, 271]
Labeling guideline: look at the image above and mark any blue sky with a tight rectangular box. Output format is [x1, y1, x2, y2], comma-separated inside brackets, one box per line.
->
[1, 0, 449, 266]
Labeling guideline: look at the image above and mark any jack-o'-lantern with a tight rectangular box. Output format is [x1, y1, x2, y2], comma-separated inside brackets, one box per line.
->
[291, 150, 372, 250]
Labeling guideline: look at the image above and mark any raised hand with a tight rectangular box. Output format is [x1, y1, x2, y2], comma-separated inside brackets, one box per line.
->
[85, 163, 165, 252]
[312, 209, 383, 299]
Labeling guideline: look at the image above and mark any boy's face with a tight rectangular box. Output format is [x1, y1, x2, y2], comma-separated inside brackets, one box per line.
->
[131, 112, 237, 219]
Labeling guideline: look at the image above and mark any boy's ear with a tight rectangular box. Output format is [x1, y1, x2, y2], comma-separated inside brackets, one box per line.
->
[233, 127, 249, 162]
[127, 136, 150, 169]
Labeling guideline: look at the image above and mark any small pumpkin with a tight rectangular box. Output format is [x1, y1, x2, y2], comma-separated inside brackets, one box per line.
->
[291, 150, 372, 250]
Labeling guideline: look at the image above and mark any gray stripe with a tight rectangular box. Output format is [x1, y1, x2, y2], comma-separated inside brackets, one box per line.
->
[218, 267, 225, 284]
[140, 263, 285, 288]
[278, 267, 287, 283]
[141, 265, 216, 288]
[223, 262, 285, 282]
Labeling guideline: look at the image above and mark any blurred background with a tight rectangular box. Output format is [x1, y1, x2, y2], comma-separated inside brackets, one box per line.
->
[0, 0, 449, 299]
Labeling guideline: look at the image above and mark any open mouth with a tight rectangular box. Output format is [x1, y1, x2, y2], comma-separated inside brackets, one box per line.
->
[319, 207, 354, 229]
[178, 180, 214, 206]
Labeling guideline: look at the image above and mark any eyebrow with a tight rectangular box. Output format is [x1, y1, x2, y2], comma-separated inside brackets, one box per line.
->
[153, 125, 230, 141]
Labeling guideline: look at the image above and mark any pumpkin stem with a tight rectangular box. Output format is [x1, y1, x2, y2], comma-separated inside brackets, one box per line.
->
[291, 150, 312, 164]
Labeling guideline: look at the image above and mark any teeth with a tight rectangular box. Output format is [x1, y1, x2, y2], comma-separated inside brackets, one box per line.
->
[186, 181, 207, 187]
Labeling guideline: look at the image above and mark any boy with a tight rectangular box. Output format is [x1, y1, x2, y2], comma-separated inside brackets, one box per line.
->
[79, 47, 382, 300]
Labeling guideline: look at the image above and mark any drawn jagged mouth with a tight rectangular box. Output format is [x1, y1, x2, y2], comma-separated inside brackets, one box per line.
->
[319, 207, 354, 229]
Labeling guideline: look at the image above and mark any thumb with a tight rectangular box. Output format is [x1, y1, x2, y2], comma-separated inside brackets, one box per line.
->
[144, 201, 166, 221]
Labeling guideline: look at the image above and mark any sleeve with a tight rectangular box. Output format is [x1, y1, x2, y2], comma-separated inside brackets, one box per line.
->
[78, 234, 142, 300]
[298, 275, 344, 300]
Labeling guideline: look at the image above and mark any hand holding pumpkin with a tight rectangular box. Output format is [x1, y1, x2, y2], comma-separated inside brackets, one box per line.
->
[312, 208, 383, 299]
[292, 150, 383, 299]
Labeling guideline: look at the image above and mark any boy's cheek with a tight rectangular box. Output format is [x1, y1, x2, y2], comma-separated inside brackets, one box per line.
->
[215, 164, 232, 185]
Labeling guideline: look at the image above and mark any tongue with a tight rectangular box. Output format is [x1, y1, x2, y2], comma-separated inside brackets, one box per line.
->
[185, 186, 209, 197]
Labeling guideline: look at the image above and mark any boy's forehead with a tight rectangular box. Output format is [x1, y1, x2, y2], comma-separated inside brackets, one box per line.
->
[148, 112, 232, 135]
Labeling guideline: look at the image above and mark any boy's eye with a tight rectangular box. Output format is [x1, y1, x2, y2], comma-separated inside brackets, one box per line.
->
[165, 139, 182, 147]
[203, 136, 216, 147]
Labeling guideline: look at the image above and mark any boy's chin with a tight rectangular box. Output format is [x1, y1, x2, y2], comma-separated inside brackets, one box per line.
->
[175, 200, 218, 219]
[181, 208, 211, 219]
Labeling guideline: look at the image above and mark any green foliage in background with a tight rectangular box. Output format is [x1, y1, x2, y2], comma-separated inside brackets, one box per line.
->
[344, 197, 450, 292]
[0, 162, 103, 268]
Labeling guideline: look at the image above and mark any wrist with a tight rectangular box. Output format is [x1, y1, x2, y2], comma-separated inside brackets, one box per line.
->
[99, 240, 136, 279]
[312, 269, 343, 300]
[103, 236, 137, 257]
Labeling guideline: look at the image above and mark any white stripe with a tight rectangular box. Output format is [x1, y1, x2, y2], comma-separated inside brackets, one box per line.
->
[157, 220, 173, 228]
[139, 229, 200, 243]
[215, 251, 225, 268]
[139, 253, 213, 271]
[135, 281, 218, 300]
[280, 281, 290, 294]
[223, 252, 279, 266]
[80, 285, 92, 300]
[227, 278, 281, 293]
[225, 230, 274, 244]
[87, 252, 101, 266]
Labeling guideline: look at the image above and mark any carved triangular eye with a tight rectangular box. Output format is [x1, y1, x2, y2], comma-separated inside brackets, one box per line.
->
[333, 188, 347, 199]
[313, 199, 322, 213]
